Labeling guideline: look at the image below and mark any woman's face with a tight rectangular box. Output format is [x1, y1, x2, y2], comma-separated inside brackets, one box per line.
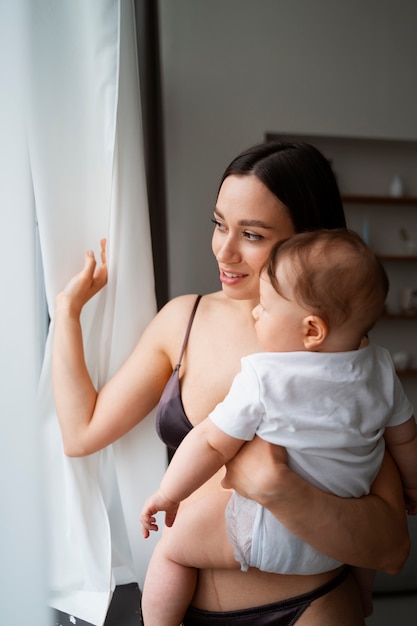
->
[212, 175, 295, 302]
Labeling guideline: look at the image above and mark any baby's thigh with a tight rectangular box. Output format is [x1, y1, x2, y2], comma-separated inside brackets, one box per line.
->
[161, 491, 237, 569]
[297, 568, 365, 626]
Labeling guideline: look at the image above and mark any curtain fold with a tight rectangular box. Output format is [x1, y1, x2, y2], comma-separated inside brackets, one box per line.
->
[28, 2, 166, 624]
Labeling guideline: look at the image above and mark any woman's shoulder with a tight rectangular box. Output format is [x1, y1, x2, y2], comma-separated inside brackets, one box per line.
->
[137, 295, 203, 362]
[158, 293, 201, 319]
[158, 291, 224, 318]
[150, 293, 207, 336]
[151, 291, 243, 351]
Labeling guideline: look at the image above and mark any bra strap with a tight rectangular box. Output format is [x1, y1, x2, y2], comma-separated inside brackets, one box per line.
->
[176, 295, 202, 368]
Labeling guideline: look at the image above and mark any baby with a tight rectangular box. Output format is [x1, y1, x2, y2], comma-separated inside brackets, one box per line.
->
[140, 229, 417, 626]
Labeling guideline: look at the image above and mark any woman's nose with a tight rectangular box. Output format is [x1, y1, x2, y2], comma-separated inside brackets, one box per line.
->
[252, 304, 260, 321]
[215, 236, 241, 263]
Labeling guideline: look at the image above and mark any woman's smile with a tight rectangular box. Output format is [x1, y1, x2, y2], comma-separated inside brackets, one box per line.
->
[220, 269, 249, 285]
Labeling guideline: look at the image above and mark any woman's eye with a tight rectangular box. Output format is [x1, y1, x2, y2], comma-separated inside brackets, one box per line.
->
[244, 231, 263, 241]
[211, 219, 263, 241]
[211, 218, 226, 231]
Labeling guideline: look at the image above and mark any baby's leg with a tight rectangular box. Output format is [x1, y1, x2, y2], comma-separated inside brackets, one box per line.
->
[351, 566, 376, 618]
[141, 538, 197, 626]
[141, 490, 239, 626]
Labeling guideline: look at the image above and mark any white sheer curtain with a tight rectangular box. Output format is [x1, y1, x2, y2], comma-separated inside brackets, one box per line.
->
[28, 2, 166, 624]
[0, 2, 50, 624]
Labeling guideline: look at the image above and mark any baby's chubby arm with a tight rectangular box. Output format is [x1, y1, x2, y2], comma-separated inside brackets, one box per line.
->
[140, 417, 245, 537]
[385, 415, 417, 514]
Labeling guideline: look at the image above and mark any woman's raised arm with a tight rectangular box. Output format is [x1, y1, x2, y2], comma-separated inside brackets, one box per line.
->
[52, 240, 108, 454]
[222, 436, 410, 573]
[52, 241, 184, 457]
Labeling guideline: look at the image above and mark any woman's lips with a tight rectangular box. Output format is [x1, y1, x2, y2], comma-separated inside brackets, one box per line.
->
[220, 269, 248, 285]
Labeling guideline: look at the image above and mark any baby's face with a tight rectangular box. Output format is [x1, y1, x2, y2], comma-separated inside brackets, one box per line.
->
[252, 260, 308, 353]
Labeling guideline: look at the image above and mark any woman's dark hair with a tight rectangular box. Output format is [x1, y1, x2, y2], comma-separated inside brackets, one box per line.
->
[219, 141, 346, 233]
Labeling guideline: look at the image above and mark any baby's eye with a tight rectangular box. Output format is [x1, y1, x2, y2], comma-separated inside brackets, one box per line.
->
[244, 231, 263, 241]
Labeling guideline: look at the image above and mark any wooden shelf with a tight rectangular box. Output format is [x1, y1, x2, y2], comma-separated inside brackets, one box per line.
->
[342, 194, 417, 205]
[381, 313, 417, 320]
[377, 255, 417, 261]
[396, 369, 417, 378]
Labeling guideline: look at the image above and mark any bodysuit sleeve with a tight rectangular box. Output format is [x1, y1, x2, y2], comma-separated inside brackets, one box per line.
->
[388, 373, 414, 427]
[209, 357, 264, 440]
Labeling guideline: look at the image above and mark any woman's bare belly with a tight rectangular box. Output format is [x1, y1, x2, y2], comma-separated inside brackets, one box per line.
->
[183, 471, 363, 623]
[192, 566, 345, 611]
[191, 566, 364, 625]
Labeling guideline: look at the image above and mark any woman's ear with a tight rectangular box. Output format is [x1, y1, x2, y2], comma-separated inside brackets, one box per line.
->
[303, 315, 328, 350]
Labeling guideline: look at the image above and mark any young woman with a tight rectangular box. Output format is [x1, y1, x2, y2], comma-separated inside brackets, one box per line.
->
[53, 141, 409, 625]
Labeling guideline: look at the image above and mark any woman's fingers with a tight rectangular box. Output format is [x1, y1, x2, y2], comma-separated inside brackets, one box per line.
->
[75, 243, 107, 292]
[222, 437, 288, 498]
[100, 238, 107, 264]
[56, 241, 108, 314]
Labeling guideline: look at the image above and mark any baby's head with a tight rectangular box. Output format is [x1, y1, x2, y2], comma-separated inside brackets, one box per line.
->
[256, 229, 388, 352]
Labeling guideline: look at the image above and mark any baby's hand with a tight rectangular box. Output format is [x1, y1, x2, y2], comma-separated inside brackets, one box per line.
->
[140, 489, 179, 538]
[404, 488, 417, 515]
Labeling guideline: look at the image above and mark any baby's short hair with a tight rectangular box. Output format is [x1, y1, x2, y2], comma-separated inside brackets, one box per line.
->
[265, 229, 389, 336]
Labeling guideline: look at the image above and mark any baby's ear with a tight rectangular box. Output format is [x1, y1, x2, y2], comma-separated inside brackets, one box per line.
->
[303, 315, 328, 350]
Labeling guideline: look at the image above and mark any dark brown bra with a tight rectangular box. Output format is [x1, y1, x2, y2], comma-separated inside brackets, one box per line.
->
[155, 295, 202, 450]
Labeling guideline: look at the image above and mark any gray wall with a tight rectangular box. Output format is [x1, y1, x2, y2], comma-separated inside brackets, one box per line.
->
[158, 0, 417, 297]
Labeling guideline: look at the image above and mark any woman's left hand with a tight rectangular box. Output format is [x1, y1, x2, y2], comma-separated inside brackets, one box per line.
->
[222, 436, 288, 504]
